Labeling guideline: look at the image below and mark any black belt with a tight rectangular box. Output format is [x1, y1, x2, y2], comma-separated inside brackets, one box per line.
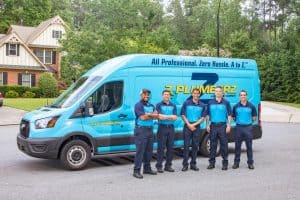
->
[236, 124, 252, 126]
[136, 125, 153, 129]
[159, 124, 174, 128]
[211, 122, 226, 125]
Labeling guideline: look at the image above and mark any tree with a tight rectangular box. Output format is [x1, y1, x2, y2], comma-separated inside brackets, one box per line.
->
[224, 31, 257, 58]
[0, 0, 52, 32]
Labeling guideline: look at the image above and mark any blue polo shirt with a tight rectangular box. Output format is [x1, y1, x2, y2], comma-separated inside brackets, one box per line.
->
[232, 101, 257, 125]
[207, 98, 232, 123]
[134, 100, 155, 126]
[156, 101, 177, 125]
[180, 99, 206, 123]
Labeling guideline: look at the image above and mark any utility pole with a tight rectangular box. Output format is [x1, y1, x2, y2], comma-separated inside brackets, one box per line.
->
[217, 0, 221, 57]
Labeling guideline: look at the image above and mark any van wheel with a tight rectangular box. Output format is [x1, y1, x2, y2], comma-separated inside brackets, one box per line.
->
[199, 133, 220, 157]
[60, 139, 91, 170]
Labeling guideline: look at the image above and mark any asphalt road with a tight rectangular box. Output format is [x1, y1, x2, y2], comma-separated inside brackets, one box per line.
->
[0, 123, 299, 200]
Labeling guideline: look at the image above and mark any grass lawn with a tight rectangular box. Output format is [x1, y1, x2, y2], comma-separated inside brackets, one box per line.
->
[4, 98, 55, 111]
[273, 102, 300, 109]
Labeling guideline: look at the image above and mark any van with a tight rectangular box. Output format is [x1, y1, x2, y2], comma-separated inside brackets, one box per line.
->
[17, 54, 262, 170]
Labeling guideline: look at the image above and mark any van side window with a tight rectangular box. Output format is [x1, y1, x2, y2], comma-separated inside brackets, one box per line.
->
[89, 81, 123, 114]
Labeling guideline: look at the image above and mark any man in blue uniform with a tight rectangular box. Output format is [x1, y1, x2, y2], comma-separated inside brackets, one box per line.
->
[232, 90, 257, 170]
[133, 89, 158, 179]
[181, 88, 206, 171]
[156, 90, 177, 173]
[206, 86, 232, 170]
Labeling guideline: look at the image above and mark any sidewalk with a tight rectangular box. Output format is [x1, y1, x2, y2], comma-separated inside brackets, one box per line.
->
[0, 101, 300, 126]
[0, 107, 26, 126]
[261, 101, 300, 123]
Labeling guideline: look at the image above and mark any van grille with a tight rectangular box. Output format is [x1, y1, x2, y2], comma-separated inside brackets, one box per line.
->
[20, 120, 30, 138]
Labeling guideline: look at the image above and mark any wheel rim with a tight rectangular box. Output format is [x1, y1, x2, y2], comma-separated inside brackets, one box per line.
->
[67, 145, 86, 166]
[206, 140, 220, 154]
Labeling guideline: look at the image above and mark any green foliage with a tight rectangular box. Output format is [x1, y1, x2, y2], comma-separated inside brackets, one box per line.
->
[38, 72, 59, 98]
[1, 0, 299, 102]
[30, 87, 42, 98]
[0, 85, 28, 97]
[5, 90, 19, 98]
[0, 0, 52, 32]
[22, 91, 36, 98]
[224, 31, 257, 58]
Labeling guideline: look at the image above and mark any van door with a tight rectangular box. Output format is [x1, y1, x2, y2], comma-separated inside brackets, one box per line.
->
[82, 78, 134, 154]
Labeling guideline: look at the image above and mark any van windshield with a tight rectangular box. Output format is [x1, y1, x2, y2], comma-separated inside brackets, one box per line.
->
[49, 76, 102, 108]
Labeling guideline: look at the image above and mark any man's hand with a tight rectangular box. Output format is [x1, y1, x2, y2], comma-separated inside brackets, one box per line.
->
[206, 126, 210, 133]
[187, 124, 196, 131]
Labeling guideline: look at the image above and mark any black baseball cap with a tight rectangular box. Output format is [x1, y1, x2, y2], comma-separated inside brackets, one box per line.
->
[140, 88, 151, 94]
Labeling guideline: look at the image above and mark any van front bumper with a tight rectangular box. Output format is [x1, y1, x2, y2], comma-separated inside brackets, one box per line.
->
[17, 134, 60, 159]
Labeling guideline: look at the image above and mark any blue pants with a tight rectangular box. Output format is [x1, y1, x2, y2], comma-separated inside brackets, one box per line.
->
[209, 124, 228, 166]
[133, 126, 154, 172]
[156, 124, 175, 169]
[234, 125, 253, 165]
[182, 125, 200, 167]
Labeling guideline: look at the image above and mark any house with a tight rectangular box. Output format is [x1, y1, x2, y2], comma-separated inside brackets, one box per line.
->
[0, 16, 66, 87]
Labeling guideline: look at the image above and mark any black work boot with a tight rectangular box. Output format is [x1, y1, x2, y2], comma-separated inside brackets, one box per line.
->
[164, 166, 175, 172]
[207, 163, 215, 169]
[133, 171, 143, 179]
[143, 169, 157, 175]
[232, 163, 239, 169]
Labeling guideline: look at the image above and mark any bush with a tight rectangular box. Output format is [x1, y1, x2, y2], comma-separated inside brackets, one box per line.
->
[38, 72, 59, 98]
[0, 85, 28, 96]
[30, 87, 42, 98]
[22, 91, 36, 98]
[5, 90, 19, 98]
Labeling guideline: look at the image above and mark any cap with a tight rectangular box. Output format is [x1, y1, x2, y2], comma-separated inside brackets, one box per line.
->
[140, 88, 151, 95]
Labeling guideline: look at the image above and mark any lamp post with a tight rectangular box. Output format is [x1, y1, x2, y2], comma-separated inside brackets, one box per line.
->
[217, 0, 221, 57]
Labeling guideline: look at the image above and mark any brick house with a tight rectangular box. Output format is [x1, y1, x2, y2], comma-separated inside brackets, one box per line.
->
[0, 16, 66, 87]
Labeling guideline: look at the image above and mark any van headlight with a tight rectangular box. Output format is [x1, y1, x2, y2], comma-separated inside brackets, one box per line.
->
[35, 116, 59, 129]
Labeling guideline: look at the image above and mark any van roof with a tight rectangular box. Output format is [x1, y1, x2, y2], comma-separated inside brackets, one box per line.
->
[84, 54, 258, 78]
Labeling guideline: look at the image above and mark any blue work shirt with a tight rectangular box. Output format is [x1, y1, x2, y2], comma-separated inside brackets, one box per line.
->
[208, 98, 232, 123]
[156, 101, 177, 125]
[232, 101, 257, 125]
[180, 98, 206, 123]
[134, 100, 155, 127]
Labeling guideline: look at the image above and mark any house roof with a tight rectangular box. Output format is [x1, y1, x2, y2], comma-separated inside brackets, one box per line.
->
[9, 25, 36, 42]
[0, 64, 47, 71]
[0, 32, 48, 71]
[7, 15, 65, 45]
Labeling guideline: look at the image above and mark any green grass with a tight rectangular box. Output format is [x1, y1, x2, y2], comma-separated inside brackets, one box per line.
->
[4, 98, 55, 111]
[273, 102, 300, 109]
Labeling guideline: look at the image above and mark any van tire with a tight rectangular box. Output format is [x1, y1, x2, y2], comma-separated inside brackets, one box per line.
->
[60, 139, 91, 170]
[199, 133, 220, 157]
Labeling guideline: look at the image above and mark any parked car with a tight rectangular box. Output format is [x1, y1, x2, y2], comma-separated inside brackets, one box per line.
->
[0, 92, 3, 107]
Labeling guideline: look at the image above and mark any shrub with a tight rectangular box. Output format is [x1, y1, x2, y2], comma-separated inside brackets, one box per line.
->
[5, 90, 19, 98]
[38, 72, 59, 98]
[0, 85, 28, 96]
[22, 91, 36, 98]
[30, 87, 42, 98]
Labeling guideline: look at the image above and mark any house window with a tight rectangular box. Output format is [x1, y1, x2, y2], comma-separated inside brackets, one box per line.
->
[52, 30, 62, 39]
[6, 43, 20, 56]
[34, 49, 53, 64]
[0, 72, 7, 85]
[18, 73, 35, 87]
[22, 74, 31, 87]
[45, 50, 52, 64]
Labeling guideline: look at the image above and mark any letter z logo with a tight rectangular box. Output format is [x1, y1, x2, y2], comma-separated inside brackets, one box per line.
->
[191, 73, 219, 104]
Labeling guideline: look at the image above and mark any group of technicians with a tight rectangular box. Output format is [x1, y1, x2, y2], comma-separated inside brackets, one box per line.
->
[133, 86, 257, 179]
